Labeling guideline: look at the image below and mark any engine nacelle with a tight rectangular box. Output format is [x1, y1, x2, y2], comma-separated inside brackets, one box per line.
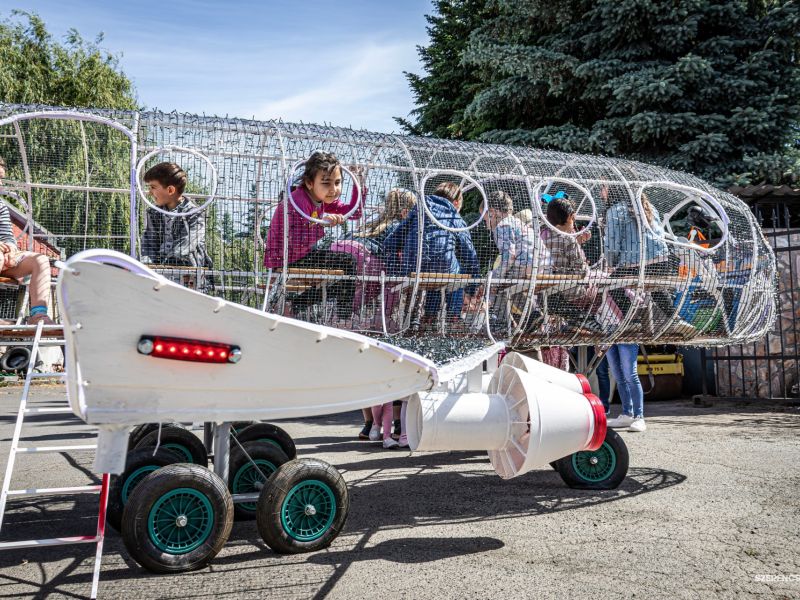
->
[406, 352, 606, 479]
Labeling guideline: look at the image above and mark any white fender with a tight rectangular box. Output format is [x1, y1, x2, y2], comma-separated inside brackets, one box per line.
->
[57, 250, 439, 472]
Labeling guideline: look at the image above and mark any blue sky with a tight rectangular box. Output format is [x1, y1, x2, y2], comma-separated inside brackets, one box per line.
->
[5, 1, 434, 132]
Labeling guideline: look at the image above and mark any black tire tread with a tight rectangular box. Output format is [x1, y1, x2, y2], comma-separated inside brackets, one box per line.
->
[229, 441, 289, 520]
[235, 423, 296, 459]
[128, 423, 181, 451]
[121, 463, 233, 573]
[256, 458, 348, 554]
[107, 447, 183, 533]
[555, 429, 629, 490]
[135, 427, 208, 466]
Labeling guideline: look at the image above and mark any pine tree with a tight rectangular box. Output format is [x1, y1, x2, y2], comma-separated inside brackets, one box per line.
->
[396, 0, 498, 138]
[406, 0, 800, 187]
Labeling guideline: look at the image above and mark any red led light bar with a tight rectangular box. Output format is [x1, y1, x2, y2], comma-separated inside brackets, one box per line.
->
[137, 336, 241, 364]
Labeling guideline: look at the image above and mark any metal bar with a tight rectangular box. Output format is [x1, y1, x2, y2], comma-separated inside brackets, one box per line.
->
[0, 321, 44, 531]
[24, 407, 72, 414]
[213, 423, 231, 482]
[90, 473, 110, 600]
[8, 181, 129, 195]
[231, 493, 260, 503]
[7, 485, 101, 497]
[16, 444, 97, 453]
[0, 536, 98, 550]
[129, 111, 140, 258]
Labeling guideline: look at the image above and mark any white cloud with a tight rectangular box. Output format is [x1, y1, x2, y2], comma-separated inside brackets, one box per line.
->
[250, 39, 421, 132]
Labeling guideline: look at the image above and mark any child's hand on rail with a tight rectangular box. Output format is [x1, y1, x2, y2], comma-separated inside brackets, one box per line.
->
[323, 213, 345, 227]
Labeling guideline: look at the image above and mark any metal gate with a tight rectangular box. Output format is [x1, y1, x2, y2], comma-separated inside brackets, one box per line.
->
[710, 192, 800, 400]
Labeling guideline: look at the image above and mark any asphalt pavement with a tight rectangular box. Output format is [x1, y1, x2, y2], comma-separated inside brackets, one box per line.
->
[0, 384, 798, 599]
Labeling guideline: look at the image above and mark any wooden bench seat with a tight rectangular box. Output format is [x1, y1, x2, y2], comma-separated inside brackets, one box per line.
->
[0, 325, 64, 338]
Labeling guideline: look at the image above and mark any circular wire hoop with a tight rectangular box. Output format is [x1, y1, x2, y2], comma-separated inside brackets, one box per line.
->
[419, 170, 488, 232]
[532, 177, 598, 239]
[638, 182, 729, 253]
[135, 146, 218, 217]
[285, 160, 363, 225]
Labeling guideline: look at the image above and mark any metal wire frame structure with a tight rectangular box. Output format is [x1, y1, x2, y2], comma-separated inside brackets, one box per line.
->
[0, 104, 778, 360]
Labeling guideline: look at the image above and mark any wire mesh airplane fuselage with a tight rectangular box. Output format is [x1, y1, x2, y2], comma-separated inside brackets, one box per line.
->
[0, 104, 776, 366]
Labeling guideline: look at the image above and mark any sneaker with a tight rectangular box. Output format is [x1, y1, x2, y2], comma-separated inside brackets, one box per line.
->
[398, 434, 409, 448]
[607, 414, 635, 429]
[628, 418, 647, 432]
[358, 420, 373, 440]
[382, 437, 399, 449]
[368, 424, 381, 442]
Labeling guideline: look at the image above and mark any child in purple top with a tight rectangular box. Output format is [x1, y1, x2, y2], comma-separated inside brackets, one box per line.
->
[263, 151, 363, 318]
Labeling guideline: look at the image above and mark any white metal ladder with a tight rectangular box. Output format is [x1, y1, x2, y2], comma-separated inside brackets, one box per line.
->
[0, 321, 110, 599]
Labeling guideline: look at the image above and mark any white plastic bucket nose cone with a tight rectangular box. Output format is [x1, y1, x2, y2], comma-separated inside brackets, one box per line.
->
[498, 352, 591, 395]
[485, 364, 604, 479]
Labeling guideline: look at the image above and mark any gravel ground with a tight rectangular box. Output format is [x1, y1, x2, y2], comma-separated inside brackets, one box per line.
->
[0, 383, 798, 599]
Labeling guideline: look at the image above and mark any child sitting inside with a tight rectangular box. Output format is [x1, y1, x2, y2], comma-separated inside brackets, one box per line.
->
[0, 156, 56, 325]
[484, 190, 549, 281]
[332, 188, 417, 330]
[384, 182, 479, 324]
[540, 194, 606, 334]
[481, 190, 551, 328]
[141, 162, 212, 268]
[264, 151, 363, 320]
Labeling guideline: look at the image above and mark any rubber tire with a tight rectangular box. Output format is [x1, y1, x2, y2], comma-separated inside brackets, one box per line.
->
[555, 429, 629, 490]
[235, 423, 296, 460]
[128, 423, 181, 451]
[256, 458, 348, 554]
[228, 441, 289, 520]
[107, 447, 184, 533]
[121, 463, 234, 573]
[135, 427, 208, 466]
[230, 421, 257, 436]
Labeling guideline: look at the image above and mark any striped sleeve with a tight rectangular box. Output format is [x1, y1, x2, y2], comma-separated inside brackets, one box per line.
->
[0, 203, 16, 246]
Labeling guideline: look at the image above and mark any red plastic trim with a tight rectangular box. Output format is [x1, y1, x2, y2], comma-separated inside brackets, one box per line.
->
[498, 349, 508, 365]
[575, 373, 592, 394]
[584, 392, 607, 451]
[96, 473, 110, 538]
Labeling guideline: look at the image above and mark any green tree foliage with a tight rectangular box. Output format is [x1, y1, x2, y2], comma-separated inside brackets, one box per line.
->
[403, 0, 800, 186]
[0, 11, 139, 257]
[396, 0, 498, 138]
[0, 10, 137, 108]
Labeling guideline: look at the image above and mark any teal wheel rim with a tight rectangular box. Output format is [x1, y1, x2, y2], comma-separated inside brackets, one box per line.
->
[280, 479, 336, 542]
[163, 443, 193, 463]
[571, 441, 617, 483]
[121, 465, 159, 504]
[232, 459, 277, 512]
[147, 488, 214, 554]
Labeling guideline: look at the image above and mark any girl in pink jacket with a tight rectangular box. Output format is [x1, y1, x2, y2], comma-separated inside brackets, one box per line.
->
[264, 151, 363, 318]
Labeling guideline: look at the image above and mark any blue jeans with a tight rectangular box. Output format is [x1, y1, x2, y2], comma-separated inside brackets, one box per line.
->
[424, 288, 464, 318]
[586, 346, 611, 411]
[606, 344, 644, 418]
